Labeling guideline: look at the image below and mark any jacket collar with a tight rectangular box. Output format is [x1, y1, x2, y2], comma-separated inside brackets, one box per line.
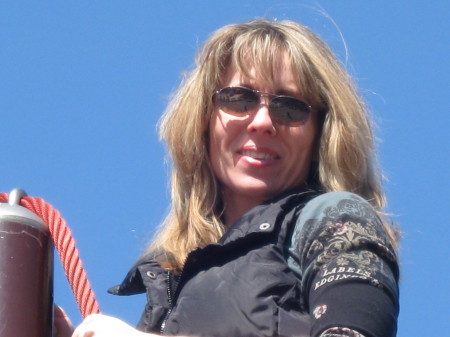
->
[220, 187, 317, 244]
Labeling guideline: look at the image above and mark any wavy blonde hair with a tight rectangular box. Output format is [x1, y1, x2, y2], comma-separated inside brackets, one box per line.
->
[149, 20, 396, 270]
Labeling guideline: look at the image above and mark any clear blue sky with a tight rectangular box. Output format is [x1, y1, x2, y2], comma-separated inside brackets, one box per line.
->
[1, 1, 449, 336]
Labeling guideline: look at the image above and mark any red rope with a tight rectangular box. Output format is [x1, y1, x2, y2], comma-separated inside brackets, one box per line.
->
[0, 192, 100, 318]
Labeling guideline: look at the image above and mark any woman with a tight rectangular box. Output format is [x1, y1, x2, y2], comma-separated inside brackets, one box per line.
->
[66, 19, 399, 337]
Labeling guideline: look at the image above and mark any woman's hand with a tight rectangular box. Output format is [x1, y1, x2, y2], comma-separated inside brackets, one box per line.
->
[71, 314, 155, 337]
[54, 305, 74, 337]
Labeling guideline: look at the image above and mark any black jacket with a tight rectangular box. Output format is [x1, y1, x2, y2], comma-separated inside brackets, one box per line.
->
[110, 189, 399, 337]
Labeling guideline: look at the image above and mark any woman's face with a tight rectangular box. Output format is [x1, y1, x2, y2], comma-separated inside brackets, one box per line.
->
[209, 53, 319, 210]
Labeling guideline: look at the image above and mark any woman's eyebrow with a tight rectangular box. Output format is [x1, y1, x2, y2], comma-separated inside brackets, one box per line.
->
[276, 88, 301, 97]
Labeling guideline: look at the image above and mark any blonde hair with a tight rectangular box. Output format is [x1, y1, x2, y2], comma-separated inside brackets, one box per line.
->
[150, 19, 396, 270]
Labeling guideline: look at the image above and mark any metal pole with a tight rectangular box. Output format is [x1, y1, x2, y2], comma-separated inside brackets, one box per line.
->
[0, 189, 53, 337]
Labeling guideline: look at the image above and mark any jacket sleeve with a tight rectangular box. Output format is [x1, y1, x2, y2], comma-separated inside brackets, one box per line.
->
[289, 191, 399, 337]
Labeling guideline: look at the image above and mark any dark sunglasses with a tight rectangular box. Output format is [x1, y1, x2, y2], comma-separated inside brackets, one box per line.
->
[213, 86, 312, 126]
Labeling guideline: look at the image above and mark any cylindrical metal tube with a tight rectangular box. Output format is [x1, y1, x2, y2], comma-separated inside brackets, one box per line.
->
[0, 190, 53, 337]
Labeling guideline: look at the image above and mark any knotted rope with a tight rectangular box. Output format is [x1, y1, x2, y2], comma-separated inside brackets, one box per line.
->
[0, 192, 100, 318]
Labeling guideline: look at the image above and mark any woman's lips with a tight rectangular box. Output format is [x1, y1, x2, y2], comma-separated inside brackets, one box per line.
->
[239, 150, 279, 160]
[237, 147, 281, 165]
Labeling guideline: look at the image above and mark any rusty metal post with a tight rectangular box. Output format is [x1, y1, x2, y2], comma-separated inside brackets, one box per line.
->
[0, 189, 53, 337]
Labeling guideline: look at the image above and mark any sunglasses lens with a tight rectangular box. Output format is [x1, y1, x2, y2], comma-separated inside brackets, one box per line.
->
[215, 87, 258, 114]
[270, 97, 310, 125]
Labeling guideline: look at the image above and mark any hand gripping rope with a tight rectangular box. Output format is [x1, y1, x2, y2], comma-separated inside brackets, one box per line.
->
[0, 189, 100, 318]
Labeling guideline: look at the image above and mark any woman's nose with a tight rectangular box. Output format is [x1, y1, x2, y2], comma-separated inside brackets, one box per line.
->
[247, 104, 276, 136]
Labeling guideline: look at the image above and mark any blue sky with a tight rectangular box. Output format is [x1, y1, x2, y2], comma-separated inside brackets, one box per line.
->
[1, 1, 449, 336]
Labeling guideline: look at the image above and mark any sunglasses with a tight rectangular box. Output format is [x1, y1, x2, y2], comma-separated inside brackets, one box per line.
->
[213, 86, 312, 126]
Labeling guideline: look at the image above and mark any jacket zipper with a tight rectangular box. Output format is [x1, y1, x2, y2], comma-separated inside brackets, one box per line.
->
[160, 270, 173, 334]
[160, 256, 193, 335]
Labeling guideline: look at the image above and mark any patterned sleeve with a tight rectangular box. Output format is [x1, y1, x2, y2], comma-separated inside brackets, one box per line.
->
[288, 192, 399, 337]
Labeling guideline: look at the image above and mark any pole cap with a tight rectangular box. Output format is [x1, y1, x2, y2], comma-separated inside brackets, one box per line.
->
[0, 188, 46, 229]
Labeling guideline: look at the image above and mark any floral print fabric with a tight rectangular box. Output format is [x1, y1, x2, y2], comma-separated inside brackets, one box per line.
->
[288, 191, 399, 337]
